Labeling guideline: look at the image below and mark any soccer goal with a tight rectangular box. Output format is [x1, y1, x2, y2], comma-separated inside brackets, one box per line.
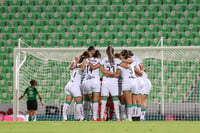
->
[13, 38, 200, 121]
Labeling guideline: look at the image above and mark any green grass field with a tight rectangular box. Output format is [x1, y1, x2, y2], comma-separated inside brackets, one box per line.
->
[0, 121, 200, 133]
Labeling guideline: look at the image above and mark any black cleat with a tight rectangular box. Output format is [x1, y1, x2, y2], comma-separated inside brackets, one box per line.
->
[136, 117, 140, 121]
[132, 117, 137, 121]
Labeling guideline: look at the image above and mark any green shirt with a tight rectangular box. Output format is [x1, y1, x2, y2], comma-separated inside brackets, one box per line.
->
[24, 86, 39, 101]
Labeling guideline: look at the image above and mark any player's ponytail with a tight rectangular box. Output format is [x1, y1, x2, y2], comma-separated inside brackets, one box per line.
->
[121, 49, 129, 59]
[93, 50, 101, 58]
[128, 50, 134, 57]
[106, 46, 114, 65]
[79, 51, 90, 63]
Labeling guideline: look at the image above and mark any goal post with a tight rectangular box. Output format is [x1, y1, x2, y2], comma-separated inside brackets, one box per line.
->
[13, 39, 200, 121]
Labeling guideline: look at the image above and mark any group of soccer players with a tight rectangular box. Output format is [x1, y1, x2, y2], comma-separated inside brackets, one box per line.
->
[63, 45, 152, 121]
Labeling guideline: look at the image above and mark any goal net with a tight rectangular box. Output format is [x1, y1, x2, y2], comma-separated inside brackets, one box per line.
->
[13, 39, 200, 121]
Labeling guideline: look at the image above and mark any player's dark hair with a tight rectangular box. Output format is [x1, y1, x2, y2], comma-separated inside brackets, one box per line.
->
[128, 50, 134, 57]
[87, 46, 95, 52]
[30, 79, 38, 86]
[114, 53, 121, 59]
[121, 49, 129, 59]
[79, 51, 90, 63]
[106, 45, 114, 65]
[93, 50, 101, 58]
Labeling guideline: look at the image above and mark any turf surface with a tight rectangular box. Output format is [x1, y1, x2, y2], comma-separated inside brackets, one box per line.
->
[0, 121, 200, 133]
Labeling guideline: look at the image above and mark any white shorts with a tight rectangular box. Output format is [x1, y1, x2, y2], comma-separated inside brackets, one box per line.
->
[122, 78, 135, 92]
[64, 81, 82, 98]
[143, 78, 152, 95]
[101, 77, 119, 97]
[83, 77, 100, 95]
[132, 77, 145, 95]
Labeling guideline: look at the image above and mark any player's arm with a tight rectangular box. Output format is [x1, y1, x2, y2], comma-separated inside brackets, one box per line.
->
[99, 66, 114, 76]
[88, 62, 100, 70]
[69, 61, 75, 70]
[81, 59, 87, 72]
[120, 62, 129, 69]
[19, 93, 26, 100]
[69, 57, 78, 70]
[19, 88, 27, 100]
[139, 64, 146, 72]
[121, 58, 133, 64]
[134, 66, 143, 76]
[111, 69, 121, 78]
[37, 93, 44, 106]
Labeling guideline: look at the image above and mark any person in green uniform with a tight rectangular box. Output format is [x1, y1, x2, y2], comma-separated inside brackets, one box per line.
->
[19, 79, 44, 121]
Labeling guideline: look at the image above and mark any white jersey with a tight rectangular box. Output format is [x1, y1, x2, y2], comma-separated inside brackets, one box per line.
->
[85, 57, 100, 79]
[131, 55, 142, 68]
[100, 57, 121, 97]
[70, 67, 82, 83]
[100, 57, 121, 75]
[120, 62, 137, 80]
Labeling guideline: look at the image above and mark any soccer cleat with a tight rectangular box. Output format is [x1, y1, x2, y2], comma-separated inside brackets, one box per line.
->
[132, 117, 137, 121]
[127, 118, 132, 122]
[92, 119, 98, 121]
[99, 119, 104, 121]
[136, 117, 140, 121]
[116, 119, 121, 122]
[63, 117, 67, 121]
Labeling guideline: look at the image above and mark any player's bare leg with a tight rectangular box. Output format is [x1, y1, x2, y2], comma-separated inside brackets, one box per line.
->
[74, 96, 84, 121]
[123, 91, 132, 121]
[28, 110, 32, 121]
[63, 96, 72, 121]
[92, 93, 100, 121]
[141, 95, 147, 120]
[32, 110, 37, 121]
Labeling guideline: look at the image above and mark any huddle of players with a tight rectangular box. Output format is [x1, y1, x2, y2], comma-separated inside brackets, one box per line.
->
[63, 45, 152, 121]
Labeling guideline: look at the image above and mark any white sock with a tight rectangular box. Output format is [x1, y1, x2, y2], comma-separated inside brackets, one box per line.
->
[100, 100, 107, 119]
[126, 105, 133, 120]
[132, 104, 137, 117]
[76, 102, 83, 120]
[80, 104, 84, 120]
[140, 108, 146, 120]
[120, 104, 126, 120]
[92, 101, 99, 120]
[113, 99, 120, 119]
[137, 105, 142, 117]
[63, 102, 70, 120]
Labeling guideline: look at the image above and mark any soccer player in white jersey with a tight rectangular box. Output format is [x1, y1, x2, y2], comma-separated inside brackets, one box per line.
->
[119, 49, 139, 121]
[139, 64, 152, 120]
[82, 46, 96, 120]
[99, 46, 128, 121]
[62, 52, 89, 121]
[82, 50, 101, 121]
[114, 53, 126, 120]
[128, 50, 144, 121]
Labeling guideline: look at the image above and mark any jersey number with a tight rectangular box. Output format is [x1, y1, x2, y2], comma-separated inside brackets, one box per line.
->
[106, 66, 115, 72]
[129, 66, 133, 74]
[73, 72, 76, 78]
[87, 65, 93, 74]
